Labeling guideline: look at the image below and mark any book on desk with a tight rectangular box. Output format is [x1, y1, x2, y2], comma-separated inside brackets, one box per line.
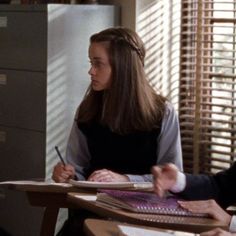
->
[96, 189, 208, 217]
[69, 179, 153, 190]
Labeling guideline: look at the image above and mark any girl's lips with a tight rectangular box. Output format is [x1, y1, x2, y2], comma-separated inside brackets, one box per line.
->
[91, 79, 98, 83]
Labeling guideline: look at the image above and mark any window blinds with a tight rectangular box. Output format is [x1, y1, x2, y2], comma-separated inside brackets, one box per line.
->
[180, 0, 236, 174]
[137, 0, 181, 107]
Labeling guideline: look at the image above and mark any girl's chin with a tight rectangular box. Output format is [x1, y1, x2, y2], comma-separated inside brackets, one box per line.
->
[91, 83, 109, 91]
[92, 85, 103, 91]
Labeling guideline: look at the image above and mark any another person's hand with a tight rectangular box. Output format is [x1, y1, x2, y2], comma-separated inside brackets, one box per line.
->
[200, 228, 236, 236]
[178, 199, 232, 226]
[87, 169, 129, 182]
[151, 163, 179, 197]
[52, 162, 75, 183]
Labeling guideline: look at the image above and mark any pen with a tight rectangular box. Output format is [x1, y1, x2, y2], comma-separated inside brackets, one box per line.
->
[55, 146, 66, 166]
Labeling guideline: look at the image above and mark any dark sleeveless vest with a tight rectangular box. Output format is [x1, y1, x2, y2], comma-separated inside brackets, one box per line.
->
[78, 122, 161, 178]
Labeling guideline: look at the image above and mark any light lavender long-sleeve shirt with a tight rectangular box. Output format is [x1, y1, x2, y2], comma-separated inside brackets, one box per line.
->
[66, 102, 183, 181]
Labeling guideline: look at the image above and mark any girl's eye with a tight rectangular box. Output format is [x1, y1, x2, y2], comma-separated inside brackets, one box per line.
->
[94, 62, 101, 67]
[90, 61, 103, 68]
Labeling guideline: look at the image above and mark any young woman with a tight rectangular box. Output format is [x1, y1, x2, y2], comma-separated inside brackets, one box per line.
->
[52, 26, 183, 236]
[52, 27, 183, 184]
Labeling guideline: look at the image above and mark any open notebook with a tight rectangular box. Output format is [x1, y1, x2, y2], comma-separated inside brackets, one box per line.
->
[97, 189, 208, 217]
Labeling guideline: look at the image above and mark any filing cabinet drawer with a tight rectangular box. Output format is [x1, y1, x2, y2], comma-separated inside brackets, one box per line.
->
[0, 126, 45, 180]
[0, 70, 46, 131]
[0, 189, 43, 236]
[0, 11, 47, 71]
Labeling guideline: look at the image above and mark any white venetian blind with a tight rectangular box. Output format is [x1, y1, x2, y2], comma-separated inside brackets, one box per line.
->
[137, 0, 181, 109]
[180, 0, 236, 174]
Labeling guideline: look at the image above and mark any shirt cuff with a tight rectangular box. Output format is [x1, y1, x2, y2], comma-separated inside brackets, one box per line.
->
[170, 171, 186, 193]
[126, 174, 145, 182]
[229, 215, 236, 232]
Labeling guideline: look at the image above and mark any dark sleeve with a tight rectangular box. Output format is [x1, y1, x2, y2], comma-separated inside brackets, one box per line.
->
[178, 173, 220, 203]
[178, 162, 236, 208]
[214, 162, 236, 208]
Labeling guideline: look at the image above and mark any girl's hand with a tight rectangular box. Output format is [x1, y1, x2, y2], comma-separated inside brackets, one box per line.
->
[52, 162, 75, 183]
[87, 169, 129, 182]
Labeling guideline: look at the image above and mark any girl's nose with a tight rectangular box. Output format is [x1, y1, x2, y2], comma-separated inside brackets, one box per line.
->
[88, 66, 94, 75]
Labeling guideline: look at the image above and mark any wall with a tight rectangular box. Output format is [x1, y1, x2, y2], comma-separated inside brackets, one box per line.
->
[100, 0, 159, 30]
[100, 0, 136, 29]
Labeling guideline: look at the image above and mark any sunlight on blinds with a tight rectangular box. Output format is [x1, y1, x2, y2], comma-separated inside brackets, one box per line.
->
[136, 0, 181, 109]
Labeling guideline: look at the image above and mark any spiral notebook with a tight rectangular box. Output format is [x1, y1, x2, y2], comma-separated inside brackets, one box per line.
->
[96, 189, 208, 217]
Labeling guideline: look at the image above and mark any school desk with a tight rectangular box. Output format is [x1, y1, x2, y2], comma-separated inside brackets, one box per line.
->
[68, 192, 228, 234]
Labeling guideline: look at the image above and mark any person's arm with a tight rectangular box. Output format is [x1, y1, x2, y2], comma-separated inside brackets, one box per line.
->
[178, 199, 232, 225]
[152, 161, 236, 212]
[155, 102, 183, 170]
[181, 163, 236, 207]
[214, 162, 236, 208]
[178, 173, 220, 201]
[152, 163, 185, 196]
[152, 162, 220, 200]
[181, 163, 235, 208]
[66, 120, 91, 180]
[153, 163, 221, 201]
[179, 200, 236, 234]
[127, 102, 183, 182]
[152, 164, 236, 234]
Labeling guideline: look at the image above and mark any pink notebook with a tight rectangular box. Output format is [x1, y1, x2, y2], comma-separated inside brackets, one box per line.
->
[97, 189, 208, 217]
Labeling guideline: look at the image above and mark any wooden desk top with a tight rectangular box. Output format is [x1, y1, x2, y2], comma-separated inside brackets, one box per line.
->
[0, 180, 79, 193]
[68, 192, 228, 234]
[84, 218, 199, 236]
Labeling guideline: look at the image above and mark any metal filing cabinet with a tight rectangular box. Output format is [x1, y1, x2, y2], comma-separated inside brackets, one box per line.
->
[0, 4, 119, 235]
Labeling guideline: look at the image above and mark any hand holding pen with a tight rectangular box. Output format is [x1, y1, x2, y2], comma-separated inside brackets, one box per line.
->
[52, 146, 76, 183]
[55, 146, 66, 166]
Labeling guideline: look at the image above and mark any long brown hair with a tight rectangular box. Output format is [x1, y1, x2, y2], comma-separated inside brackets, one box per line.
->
[77, 27, 166, 134]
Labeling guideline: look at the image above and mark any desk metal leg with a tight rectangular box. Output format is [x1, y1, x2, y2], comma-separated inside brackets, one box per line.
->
[40, 207, 59, 236]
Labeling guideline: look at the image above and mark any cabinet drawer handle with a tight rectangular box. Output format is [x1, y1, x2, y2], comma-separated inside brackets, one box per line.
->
[0, 16, 7, 28]
[0, 131, 6, 143]
[0, 188, 6, 200]
[0, 74, 7, 85]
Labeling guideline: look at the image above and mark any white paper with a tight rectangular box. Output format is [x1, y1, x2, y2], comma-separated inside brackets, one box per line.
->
[74, 194, 97, 201]
[118, 225, 199, 236]
[118, 225, 174, 236]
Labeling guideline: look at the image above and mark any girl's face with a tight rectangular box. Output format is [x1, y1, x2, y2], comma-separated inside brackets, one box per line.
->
[88, 42, 112, 91]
